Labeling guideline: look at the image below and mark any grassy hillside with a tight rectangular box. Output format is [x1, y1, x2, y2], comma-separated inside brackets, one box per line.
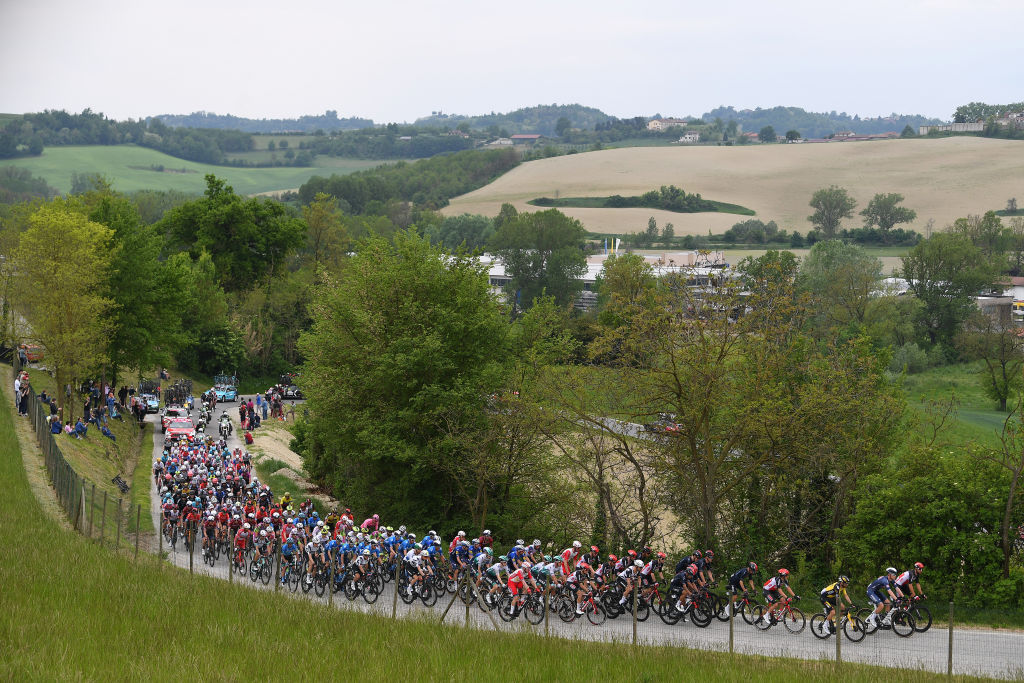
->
[1, 381, 963, 680]
[446, 136, 1024, 235]
[0, 145, 385, 195]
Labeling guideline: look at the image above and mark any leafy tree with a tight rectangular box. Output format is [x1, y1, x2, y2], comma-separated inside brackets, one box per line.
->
[986, 408, 1024, 578]
[430, 213, 494, 251]
[301, 192, 349, 271]
[595, 253, 656, 330]
[798, 240, 883, 327]
[297, 230, 509, 523]
[900, 124, 917, 138]
[860, 193, 917, 232]
[955, 310, 1024, 411]
[758, 125, 776, 142]
[901, 233, 995, 347]
[661, 222, 674, 246]
[12, 202, 113, 418]
[785, 129, 801, 141]
[159, 175, 306, 291]
[555, 116, 572, 138]
[490, 208, 587, 308]
[808, 185, 856, 237]
[949, 211, 1009, 260]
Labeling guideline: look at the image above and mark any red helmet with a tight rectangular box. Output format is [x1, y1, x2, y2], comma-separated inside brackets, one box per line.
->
[608, 554, 617, 563]
[705, 550, 714, 558]
[627, 549, 637, 559]
[748, 561, 758, 572]
[657, 551, 666, 559]
[778, 568, 789, 576]
[692, 550, 702, 559]
[686, 563, 698, 575]
[914, 562, 924, 571]
[590, 545, 599, 553]
[579, 562, 591, 571]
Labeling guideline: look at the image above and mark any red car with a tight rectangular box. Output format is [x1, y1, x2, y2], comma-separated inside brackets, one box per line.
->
[164, 420, 196, 441]
[161, 406, 190, 432]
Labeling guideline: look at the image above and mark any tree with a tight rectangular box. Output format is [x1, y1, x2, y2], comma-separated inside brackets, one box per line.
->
[949, 211, 1010, 260]
[808, 185, 856, 237]
[431, 213, 494, 251]
[798, 240, 883, 327]
[860, 193, 917, 232]
[901, 233, 995, 347]
[758, 125, 776, 143]
[661, 222, 674, 246]
[986, 407, 1024, 578]
[301, 192, 349, 271]
[297, 230, 509, 523]
[490, 208, 587, 308]
[900, 124, 917, 138]
[12, 202, 113, 418]
[955, 310, 1024, 411]
[595, 253, 656, 330]
[785, 129, 801, 141]
[555, 116, 572, 138]
[1008, 198, 1018, 213]
[159, 175, 306, 291]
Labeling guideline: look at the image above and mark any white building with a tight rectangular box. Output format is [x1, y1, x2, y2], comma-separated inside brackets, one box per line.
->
[678, 132, 700, 144]
[647, 118, 690, 132]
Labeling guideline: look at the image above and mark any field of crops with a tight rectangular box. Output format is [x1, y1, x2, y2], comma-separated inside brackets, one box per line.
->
[0, 145, 384, 195]
[446, 136, 1024, 235]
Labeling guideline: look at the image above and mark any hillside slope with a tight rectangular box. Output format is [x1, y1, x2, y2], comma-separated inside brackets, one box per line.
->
[446, 137, 1023, 235]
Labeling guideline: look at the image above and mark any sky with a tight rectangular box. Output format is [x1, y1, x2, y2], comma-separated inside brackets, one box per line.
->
[1, 0, 1022, 124]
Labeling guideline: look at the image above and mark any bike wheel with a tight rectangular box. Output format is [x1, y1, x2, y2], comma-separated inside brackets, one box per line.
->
[660, 601, 682, 625]
[635, 600, 651, 622]
[260, 562, 271, 585]
[911, 605, 932, 633]
[810, 613, 830, 639]
[289, 567, 301, 592]
[524, 597, 545, 625]
[363, 581, 380, 604]
[497, 596, 516, 622]
[249, 560, 259, 583]
[740, 601, 759, 626]
[892, 609, 915, 637]
[586, 602, 607, 626]
[714, 595, 730, 622]
[399, 581, 417, 605]
[843, 615, 866, 643]
[783, 607, 806, 634]
[690, 604, 713, 628]
[420, 582, 437, 607]
[751, 604, 771, 630]
[314, 574, 327, 598]
[344, 579, 358, 601]
[557, 598, 576, 623]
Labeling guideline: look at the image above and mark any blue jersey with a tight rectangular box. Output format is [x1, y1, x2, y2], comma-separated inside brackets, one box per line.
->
[282, 540, 299, 556]
[867, 576, 894, 593]
[399, 539, 413, 554]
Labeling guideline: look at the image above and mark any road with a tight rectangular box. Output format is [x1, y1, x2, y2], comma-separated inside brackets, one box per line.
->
[145, 398, 1023, 680]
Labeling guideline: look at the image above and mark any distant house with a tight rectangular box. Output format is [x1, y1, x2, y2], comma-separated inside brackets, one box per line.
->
[834, 130, 856, 138]
[487, 138, 514, 146]
[510, 134, 542, 145]
[648, 118, 690, 131]
[741, 132, 759, 141]
[398, 136, 412, 141]
[677, 132, 700, 144]
[919, 122, 984, 135]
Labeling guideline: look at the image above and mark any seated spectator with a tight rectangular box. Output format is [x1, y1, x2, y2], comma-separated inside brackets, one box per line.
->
[50, 418, 61, 434]
[110, 404, 123, 421]
[100, 425, 116, 442]
[74, 418, 87, 439]
[40, 390, 48, 404]
[63, 421, 73, 435]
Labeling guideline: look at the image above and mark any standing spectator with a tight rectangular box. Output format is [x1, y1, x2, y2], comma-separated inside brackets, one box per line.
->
[14, 373, 21, 400]
[118, 385, 128, 408]
[261, 393, 269, 420]
[18, 380, 30, 417]
[83, 400, 91, 424]
[18, 346, 28, 366]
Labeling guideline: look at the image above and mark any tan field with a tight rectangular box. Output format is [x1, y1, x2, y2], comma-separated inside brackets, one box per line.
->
[445, 137, 1024, 235]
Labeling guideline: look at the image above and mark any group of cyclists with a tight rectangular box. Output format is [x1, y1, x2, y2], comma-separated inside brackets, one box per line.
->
[154, 392, 928, 639]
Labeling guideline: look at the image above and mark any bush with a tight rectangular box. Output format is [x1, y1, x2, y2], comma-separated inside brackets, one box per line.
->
[889, 342, 929, 374]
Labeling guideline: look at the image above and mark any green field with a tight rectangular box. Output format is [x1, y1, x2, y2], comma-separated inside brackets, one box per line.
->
[0, 145, 385, 195]
[529, 195, 754, 216]
[0, 383, 970, 681]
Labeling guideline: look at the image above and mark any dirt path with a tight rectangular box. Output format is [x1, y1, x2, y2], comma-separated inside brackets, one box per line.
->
[3, 364, 70, 529]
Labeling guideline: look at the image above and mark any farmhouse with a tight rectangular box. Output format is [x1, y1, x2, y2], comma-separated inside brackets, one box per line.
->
[510, 134, 542, 145]
[647, 118, 689, 132]
[678, 132, 700, 144]
[919, 122, 984, 135]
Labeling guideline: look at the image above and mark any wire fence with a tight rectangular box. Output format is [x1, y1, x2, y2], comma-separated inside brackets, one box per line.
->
[11, 358, 1024, 679]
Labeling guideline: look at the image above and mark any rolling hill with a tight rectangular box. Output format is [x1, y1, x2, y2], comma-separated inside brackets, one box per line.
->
[445, 136, 1024, 236]
[0, 145, 383, 196]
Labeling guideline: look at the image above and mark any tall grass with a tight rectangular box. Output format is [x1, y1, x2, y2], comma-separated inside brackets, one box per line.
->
[0, 374, 969, 680]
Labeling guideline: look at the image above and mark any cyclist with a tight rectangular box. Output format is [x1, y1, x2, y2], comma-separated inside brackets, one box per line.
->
[818, 575, 852, 635]
[255, 529, 272, 562]
[304, 535, 325, 584]
[352, 549, 371, 586]
[596, 554, 617, 587]
[701, 550, 716, 584]
[763, 568, 798, 622]
[617, 559, 645, 608]
[560, 541, 583, 576]
[280, 535, 301, 584]
[567, 562, 596, 615]
[448, 530, 467, 554]
[728, 561, 758, 596]
[201, 514, 217, 555]
[482, 555, 508, 605]
[478, 529, 493, 548]
[233, 522, 252, 565]
[584, 545, 601, 569]
[865, 567, 903, 627]
[639, 551, 668, 597]
[895, 562, 926, 600]
[507, 560, 538, 614]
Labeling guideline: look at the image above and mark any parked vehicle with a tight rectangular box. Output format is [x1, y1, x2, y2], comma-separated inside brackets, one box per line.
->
[213, 374, 238, 402]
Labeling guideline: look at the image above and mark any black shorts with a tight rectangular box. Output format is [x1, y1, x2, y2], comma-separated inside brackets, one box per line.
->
[820, 595, 835, 610]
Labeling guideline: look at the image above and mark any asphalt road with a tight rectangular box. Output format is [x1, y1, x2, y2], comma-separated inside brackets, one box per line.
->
[145, 402, 1024, 680]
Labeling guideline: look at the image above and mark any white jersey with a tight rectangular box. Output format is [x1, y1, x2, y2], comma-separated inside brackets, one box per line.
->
[404, 549, 421, 566]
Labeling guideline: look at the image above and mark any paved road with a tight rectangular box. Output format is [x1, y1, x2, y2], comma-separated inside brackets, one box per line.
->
[145, 401, 1024, 680]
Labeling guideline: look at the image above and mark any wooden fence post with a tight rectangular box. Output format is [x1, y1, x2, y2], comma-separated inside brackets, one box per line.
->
[135, 504, 141, 560]
[88, 483, 95, 538]
[391, 558, 400, 619]
[100, 491, 107, 546]
[115, 497, 123, 550]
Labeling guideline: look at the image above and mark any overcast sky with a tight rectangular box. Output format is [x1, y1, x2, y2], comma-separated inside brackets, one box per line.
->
[2, 0, 1021, 123]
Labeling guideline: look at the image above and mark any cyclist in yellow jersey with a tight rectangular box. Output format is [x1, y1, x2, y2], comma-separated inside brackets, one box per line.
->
[280, 493, 293, 509]
[818, 575, 851, 635]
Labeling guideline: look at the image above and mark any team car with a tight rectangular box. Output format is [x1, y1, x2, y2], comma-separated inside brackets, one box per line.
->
[643, 412, 681, 435]
[161, 406, 190, 433]
[213, 374, 238, 402]
[164, 419, 196, 441]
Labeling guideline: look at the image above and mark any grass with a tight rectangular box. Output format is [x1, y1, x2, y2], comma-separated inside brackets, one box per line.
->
[131, 426, 156, 533]
[527, 195, 754, 216]
[446, 136, 1024, 238]
[250, 446, 325, 517]
[901, 361, 1010, 448]
[0, 391, 980, 681]
[0, 145, 387, 195]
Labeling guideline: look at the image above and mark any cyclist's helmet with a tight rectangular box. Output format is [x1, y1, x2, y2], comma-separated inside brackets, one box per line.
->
[521, 561, 532, 569]
[534, 539, 542, 547]
[590, 545, 599, 553]
[499, 555, 508, 562]
[259, 530, 267, 537]
[778, 568, 789, 576]
[573, 541, 582, 549]
[428, 530, 436, 536]
[634, 559, 644, 568]
[838, 575, 850, 586]
[705, 550, 714, 559]
[608, 554, 618, 563]
[914, 562, 925, 571]
[687, 563, 698, 575]
[579, 562, 591, 572]
[485, 548, 493, 556]
[363, 549, 370, 556]
[692, 549, 702, 559]
[408, 533, 416, 540]
[544, 555, 553, 563]
[458, 530, 466, 537]
[483, 529, 491, 535]
[627, 550, 637, 559]
[243, 523, 251, 530]
[517, 539, 525, 546]
[657, 551, 667, 559]
[886, 567, 898, 576]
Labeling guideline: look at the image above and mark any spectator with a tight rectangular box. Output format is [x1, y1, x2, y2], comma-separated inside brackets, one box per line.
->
[100, 424, 116, 442]
[83, 400, 91, 424]
[50, 418, 62, 435]
[95, 404, 107, 427]
[13, 373, 21, 399]
[40, 389, 48, 404]
[18, 381, 29, 417]
[63, 421, 73, 435]
[118, 385, 128, 407]
[74, 418, 87, 439]
[18, 346, 27, 366]
[49, 397, 58, 418]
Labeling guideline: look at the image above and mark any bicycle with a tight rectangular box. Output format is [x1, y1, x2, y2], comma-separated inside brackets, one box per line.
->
[249, 552, 272, 585]
[810, 603, 866, 642]
[280, 555, 302, 592]
[498, 588, 545, 625]
[557, 587, 606, 625]
[752, 595, 806, 634]
[858, 602, 916, 637]
[899, 595, 932, 633]
[231, 546, 247, 576]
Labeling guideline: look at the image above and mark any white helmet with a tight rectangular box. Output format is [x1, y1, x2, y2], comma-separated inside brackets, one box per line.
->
[243, 523, 251, 530]
[458, 530, 466, 537]
[634, 559, 644, 568]
[573, 541, 582, 549]
[521, 561, 532, 569]
[533, 539, 541, 547]
[259, 530, 267, 537]
[483, 529, 491, 535]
